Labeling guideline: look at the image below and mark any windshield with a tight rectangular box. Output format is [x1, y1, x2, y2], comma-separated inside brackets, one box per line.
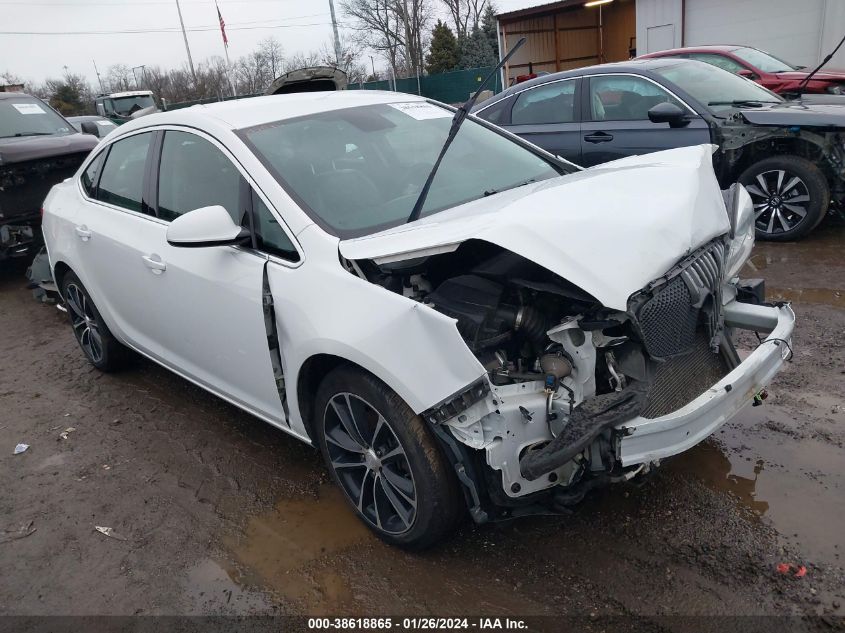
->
[0, 97, 74, 138]
[112, 95, 155, 115]
[240, 102, 566, 238]
[733, 47, 796, 73]
[652, 61, 783, 114]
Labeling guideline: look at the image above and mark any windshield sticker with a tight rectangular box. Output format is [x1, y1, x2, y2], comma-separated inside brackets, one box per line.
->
[388, 102, 451, 120]
[96, 120, 116, 126]
[12, 102, 46, 115]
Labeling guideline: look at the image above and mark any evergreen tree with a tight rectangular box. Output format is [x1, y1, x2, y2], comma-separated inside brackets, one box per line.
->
[459, 26, 497, 69]
[481, 4, 499, 60]
[426, 20, 460, 75]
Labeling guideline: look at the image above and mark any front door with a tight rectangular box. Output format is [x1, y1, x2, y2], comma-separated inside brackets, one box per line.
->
[580, 74, 712, 167]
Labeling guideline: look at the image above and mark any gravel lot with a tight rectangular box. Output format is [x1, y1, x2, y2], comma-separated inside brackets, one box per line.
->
[1, 218, 843, 624]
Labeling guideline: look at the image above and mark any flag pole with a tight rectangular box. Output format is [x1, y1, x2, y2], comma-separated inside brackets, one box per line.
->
[216, 1, 237, 98]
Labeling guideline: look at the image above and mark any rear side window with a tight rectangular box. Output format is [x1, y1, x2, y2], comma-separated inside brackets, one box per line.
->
[251, 192, 299, 262]
[157, 131, 241, 222]
[476, 95, 514, 126]
[81, 150, 107, 197]
[96, 132, 152, 213]
[511, 80, 577, 125]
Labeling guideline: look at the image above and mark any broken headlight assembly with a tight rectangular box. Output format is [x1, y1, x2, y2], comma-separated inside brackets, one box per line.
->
[723, 183, 755, 281]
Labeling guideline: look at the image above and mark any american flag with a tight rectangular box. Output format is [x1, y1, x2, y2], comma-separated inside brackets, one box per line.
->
[216, 2, 228, 46]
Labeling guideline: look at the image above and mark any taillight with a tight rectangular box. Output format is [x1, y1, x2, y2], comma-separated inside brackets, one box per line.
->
[40, 207, 45, 218]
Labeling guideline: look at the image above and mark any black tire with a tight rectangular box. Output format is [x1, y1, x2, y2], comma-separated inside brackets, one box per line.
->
[314, 365, 463, 549]
[61, 271, 131, 371]
[738, 155, 829, 241]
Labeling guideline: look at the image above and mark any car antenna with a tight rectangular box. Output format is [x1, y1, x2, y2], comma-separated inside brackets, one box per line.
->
[405, 37, 526, 225]
[797, 31, 845, 93]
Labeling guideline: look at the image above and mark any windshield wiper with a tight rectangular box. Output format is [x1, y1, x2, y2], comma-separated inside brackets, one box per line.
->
[0, 131, 55, 138]
[707, 100, 780, 107]
[797, 31, 845, 92]
[483, 178, 536, 197]
[405, 37, 526, 225]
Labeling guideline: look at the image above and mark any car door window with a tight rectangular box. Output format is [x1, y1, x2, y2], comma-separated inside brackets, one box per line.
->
[589, 75, 684, 122]
[511, 81, 576, 125]
[96, 132, 152, 213]
[477, 95, 515, 126]
[157, 130, 241, 222]
[81, 149, 107, 197]
[689, 53, 746, 74]
[251, 191, 299, 262]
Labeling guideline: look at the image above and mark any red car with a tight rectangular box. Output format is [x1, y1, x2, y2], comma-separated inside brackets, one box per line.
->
[638, 45, 845, 96]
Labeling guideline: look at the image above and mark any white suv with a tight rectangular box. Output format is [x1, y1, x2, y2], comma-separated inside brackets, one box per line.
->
[42, 91, 794, 548]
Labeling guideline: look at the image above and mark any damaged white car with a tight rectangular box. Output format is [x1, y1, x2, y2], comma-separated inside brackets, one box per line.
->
[42, 91, 795, 548]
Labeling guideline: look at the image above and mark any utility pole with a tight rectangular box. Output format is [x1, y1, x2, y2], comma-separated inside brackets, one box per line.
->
[132, 65, 147, 89]
[175, 0, 198, 87]
[92, 59, 104, 93]
[369, 55, 376, 79]
[327, 0, 342, 67]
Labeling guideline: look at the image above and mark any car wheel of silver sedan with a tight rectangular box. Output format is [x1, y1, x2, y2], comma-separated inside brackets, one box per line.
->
[739, 155, 829, 241]
[314, 365, 463, 549]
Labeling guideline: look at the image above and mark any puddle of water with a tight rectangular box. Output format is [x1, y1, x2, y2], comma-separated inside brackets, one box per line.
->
[667, 404, 845, 565]
[224, 483, 372, 611]
[182, 558, 276, 615]
[744, 220, 845, 272]
[766, 287, 844, 308]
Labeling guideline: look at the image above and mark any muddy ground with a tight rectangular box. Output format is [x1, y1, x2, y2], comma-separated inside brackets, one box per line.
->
[1, 218, 843, 627]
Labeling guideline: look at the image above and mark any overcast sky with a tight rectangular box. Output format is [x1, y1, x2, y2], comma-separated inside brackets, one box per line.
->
[0, 0, 537, 87]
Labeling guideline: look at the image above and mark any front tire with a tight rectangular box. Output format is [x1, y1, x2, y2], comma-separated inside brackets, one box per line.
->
[314, 366, 463, 549]
[738, 155, 829, 241]
[61, 272, 130, 371]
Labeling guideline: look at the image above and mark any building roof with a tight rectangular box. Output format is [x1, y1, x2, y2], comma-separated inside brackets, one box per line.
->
[497, 0, 582, 22]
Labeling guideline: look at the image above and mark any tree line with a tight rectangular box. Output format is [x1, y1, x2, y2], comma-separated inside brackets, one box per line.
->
[1, 0, 499, 116]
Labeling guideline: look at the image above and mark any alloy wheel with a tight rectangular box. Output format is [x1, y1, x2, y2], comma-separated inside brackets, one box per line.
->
[65, 283, 104, 364]
[323, 393, 417, 535]
[744, 169, 811, 235]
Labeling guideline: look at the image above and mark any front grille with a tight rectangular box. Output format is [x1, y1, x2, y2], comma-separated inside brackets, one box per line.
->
[641, 329, 731, 419]
[634, 241, 725, 360]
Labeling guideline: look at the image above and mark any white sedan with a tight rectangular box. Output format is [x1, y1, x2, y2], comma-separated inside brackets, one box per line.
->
[42, 91, 794, 548]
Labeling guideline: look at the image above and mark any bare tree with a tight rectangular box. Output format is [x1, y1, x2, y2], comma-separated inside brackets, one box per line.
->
[440, 0, 486, 40]
[257, 37, 285, 79]
[341, 0, 403, 79]
[104, 64, 133, 92]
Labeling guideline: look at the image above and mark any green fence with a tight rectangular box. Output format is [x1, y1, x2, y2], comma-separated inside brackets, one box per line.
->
[348, 66, 502, 104]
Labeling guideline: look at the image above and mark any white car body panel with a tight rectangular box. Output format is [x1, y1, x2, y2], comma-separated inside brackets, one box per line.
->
[341, 145, 729, 311]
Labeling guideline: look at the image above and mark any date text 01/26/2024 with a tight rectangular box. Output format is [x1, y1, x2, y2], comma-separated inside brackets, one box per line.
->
[307, 618, 529, 630]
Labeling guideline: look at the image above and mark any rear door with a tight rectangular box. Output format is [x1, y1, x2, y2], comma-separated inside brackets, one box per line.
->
[579, 74, 711, 167]
[484, 78, 582, 163]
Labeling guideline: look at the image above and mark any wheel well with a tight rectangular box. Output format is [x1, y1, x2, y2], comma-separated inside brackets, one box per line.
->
[52, 261, 71, 295]
[729, 136, 828, 181]
[296, 354, 356, 439]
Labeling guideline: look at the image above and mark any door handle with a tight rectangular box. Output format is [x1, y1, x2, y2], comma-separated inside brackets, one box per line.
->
[74, 225, 92, 241]
[584, 132, 614, 143]
[141, 254, 166, 274]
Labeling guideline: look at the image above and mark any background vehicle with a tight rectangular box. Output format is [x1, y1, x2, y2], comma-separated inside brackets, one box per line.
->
[265, 67, 347, 95]
[95, 90, 159, 124]
[473, 58, 845, 241]
[0, 92, 98, 261]
[42, 92, 792, 548]
[638, 45, 845, 96]
[67, 115, 118, 138]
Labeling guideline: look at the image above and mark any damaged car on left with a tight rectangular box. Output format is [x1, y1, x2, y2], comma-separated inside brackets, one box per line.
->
[1, 92, 98, 262]
[42, 91, 794, 549]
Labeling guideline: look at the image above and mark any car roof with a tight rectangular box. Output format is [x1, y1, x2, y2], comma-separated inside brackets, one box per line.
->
[117, 90, 430, 134]
[644, 45, 745, 55]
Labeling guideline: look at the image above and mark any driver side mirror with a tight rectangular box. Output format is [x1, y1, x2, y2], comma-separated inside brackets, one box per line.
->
[736, 69, 758, 80]
[80, 121, 100, 136]
[166, 205, 251, 248]
[648, 102, 690, 128]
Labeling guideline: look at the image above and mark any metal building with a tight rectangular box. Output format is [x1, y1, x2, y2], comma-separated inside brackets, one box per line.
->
[498, 0, 845, 86]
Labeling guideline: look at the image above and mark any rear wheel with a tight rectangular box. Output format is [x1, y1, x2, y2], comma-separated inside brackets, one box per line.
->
[61, 272, 130, 371]
[314, 366, 463, 549]
[738, 155, 829, 241]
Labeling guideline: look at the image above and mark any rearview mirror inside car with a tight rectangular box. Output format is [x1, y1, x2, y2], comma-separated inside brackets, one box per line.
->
[80, 121, 100, 136]
[736, 69, 758, 80]
[648, 102, 689, 128]
[166, 205, 251, 248]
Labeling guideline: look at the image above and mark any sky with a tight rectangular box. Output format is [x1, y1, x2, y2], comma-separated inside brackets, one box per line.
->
[0, 0, 539, 87]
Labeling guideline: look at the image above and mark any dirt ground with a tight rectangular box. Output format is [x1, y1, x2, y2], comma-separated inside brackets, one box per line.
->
[1, 217, 843, 626]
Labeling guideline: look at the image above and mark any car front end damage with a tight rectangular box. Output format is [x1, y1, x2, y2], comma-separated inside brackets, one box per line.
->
[340, 145, 794, 520]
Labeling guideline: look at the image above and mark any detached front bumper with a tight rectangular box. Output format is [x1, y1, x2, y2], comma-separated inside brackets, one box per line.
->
[617, 300, 795, 466]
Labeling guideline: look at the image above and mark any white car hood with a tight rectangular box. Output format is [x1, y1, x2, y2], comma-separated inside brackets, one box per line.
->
[339, 145, 730, 311]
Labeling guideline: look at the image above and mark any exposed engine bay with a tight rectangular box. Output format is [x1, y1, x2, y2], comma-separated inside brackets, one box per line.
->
[347, 237, 740, 515]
